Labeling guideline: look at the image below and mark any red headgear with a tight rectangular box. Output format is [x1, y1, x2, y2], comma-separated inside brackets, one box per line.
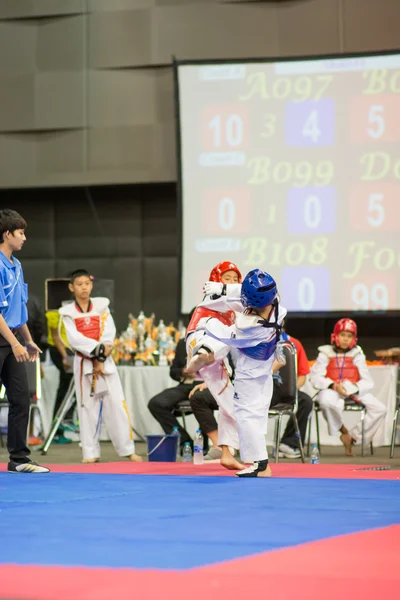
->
[209, 261, 242, 283]
[331, 318, 358, 349]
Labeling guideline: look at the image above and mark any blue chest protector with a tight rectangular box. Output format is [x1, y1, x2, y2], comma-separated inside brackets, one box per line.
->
[238, 302, 282, 362]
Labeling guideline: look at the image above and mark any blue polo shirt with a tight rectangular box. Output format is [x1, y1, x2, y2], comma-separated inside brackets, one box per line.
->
[0, 251, 28, 329]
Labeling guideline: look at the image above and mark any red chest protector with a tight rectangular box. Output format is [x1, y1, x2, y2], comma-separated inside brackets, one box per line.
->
[187, 306, 235, 334]
[326, 356, 360, 383]
[75, 311, 101, 342]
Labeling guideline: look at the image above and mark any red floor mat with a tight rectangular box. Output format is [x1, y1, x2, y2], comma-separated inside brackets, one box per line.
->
[1, 525, 398, 600]
[1, 461, 398, 479]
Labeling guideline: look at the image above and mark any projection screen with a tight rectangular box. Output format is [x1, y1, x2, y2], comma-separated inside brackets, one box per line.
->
[176, 52, 400, 314]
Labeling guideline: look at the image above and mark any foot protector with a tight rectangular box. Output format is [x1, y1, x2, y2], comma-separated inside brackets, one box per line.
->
[236, 459, 269, 478]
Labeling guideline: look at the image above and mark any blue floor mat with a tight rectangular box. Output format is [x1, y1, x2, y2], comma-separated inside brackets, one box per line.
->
[0, 473, 399, 569]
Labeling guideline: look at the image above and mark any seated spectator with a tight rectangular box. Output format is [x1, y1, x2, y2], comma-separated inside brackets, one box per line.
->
[270, 323, 313, 458]
[148, 338, 215, 454]
[189, 382, 221, 460]
[310, 318, 387, 456]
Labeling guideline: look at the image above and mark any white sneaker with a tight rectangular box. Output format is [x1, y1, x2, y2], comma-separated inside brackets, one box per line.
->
[278, 443, 301, 459]
[8, 460, 50, 473]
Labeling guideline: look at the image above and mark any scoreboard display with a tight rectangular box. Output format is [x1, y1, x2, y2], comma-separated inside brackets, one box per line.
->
[176, 52, 400, 314]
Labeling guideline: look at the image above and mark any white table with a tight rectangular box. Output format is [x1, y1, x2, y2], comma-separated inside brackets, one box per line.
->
[36, 364, 398, 447]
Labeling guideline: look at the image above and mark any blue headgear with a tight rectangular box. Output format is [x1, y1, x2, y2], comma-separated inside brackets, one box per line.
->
[241, 269, 278, 309]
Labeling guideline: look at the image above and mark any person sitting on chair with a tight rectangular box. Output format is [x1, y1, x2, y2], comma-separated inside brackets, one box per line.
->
[310, 318, 387, 456]
[270, 321, 313, 459]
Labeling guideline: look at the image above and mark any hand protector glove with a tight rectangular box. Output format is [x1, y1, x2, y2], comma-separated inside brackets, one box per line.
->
[203, 281, 225, 297]
[91, 343, 107, 362]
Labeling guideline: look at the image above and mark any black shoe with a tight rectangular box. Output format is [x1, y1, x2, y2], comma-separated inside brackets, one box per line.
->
[236, 459, 269, 478]
[8, 460, 50, 473]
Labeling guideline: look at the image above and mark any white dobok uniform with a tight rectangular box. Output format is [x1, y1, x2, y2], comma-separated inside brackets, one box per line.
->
[310, 345, 387, 444]
[186, 284, 243, 450]
[59, 298, 136, 460]
[205, 304, 287, 463]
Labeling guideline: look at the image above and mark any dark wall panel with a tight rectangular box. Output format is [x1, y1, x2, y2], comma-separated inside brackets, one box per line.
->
[3, 184, 178, 331]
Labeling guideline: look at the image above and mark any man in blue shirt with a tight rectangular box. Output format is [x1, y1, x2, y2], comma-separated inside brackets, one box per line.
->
[0, 209, 49, 472]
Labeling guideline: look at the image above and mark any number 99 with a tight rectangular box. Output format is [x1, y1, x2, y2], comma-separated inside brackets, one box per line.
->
[351, 283, 388, 311]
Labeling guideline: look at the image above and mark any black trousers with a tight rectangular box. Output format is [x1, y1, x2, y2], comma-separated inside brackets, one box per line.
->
[0, 336, 30, 463]
[49, 346, 74, 419]
[190, 390, 219, 435]
[148, 383, 198, 447]
[270, 381, 313, 449]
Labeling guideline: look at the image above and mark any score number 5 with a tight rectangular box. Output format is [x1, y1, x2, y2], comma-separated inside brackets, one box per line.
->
[368, 193, 384, 227]
[367, 105, 385, 139]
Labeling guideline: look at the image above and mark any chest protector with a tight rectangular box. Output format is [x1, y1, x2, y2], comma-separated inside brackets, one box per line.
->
[187, 306, 235, 334]
[75, 313, 101, 341]
[239, 338, 277, 361]
[238, 301, 281, 362]
[326, 355, 360, 383]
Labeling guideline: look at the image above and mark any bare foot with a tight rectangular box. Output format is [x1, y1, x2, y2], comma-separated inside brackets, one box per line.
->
[221, 449, 245, 471]
[186, 351, 215, 375]
[128, 454, 143, 462]
[82, 457, 100, 464]
[340, 433, 355, 456]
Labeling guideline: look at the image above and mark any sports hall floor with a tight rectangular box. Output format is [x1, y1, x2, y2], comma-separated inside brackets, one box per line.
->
[1, 442, 399, 600]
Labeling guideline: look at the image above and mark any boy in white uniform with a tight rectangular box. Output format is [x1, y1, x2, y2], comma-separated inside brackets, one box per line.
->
[59, 270, 142, 464]
[202, 269, 286, 478]
[185, 261, 244, 470]
[310, 318, 386, 456]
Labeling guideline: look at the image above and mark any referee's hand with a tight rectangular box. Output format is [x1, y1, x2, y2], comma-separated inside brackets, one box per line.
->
[12, 343, 30, 362]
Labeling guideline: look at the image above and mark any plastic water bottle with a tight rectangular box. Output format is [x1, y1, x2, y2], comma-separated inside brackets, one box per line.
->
[193, 430, 204, 465]
[172, 426, 181, 461]
[182, 442, 192, 463]
[310, 444, 320, 464]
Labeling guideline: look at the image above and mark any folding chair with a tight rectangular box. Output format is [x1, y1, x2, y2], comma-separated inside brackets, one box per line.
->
[268, 340, 305, 464]
[310, 397, 373, 457]
[173, 399, 192, 432]
[390, 366, 400, 458]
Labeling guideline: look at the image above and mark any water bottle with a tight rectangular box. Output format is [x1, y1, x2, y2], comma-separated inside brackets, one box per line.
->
[172, 426, 181, 461]
[182, 442, 192, 463]
[310, 444, 320, 464]
[193, 430, 204, 465]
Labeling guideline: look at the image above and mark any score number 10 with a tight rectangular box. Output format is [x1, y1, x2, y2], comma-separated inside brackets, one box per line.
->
[203, 108, 248, 150]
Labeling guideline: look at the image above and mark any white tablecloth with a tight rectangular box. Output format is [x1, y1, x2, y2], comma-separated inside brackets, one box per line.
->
[38, 364, 398, 447]
[39, 365, 202, 441]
